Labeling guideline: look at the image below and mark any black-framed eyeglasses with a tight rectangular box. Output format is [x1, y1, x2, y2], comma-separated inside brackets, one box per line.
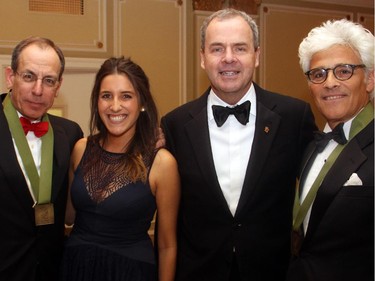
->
[305, 64, 366, 84]
[15, 71, 59, 88]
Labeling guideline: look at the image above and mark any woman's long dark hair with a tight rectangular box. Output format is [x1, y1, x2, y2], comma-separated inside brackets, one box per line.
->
[87, 57, 159, 182]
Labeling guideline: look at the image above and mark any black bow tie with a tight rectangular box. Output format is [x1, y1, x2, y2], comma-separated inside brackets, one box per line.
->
[314, 123, 347, 152]
[212, 100, 251, 127]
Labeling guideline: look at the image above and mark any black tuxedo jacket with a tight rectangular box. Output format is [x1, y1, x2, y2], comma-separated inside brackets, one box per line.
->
[0, 94, 83, 281]
[161, 83, 317, 281]
[287, 120, 374, 281]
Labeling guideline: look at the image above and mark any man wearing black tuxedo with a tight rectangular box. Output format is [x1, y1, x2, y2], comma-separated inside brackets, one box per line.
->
[288, 19, 374, 281]
[0, 37, 83, 281]
[161, 8, 317, 281]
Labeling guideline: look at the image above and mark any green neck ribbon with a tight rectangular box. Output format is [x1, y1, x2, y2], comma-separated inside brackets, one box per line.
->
[3, 94, 54, 204]
[293, 102, 374, 231]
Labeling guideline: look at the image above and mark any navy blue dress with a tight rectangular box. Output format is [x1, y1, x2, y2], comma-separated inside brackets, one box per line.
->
[61, 140, 157, 281]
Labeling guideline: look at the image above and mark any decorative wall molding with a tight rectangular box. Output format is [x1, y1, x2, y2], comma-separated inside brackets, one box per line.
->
[193, 10, 211, 98]
[118, 0, 187, 110]
[193, 0, 223, 11]
[357, 13, 374, 32]
[300, 0, 373, 8]
[259, 4, 353, 88]
[229, 0, 261, 15]
[0, 0, 109, 54]
[193, 0, 261, 15]
[0, 55, 13, 92]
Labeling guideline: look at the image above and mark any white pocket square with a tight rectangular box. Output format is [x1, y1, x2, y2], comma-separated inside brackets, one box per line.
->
[343, 173, 363, 186]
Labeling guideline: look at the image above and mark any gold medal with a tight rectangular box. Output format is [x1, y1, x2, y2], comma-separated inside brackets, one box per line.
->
[34, 203, 54, 226]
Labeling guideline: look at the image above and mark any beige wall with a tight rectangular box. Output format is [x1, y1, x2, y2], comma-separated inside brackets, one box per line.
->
[120, 0, 184, 117]
[0, 0, 373, 131]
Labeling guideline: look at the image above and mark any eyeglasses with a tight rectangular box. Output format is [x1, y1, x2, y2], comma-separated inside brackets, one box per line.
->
[15, 71, 59, 88]
[305, 64, 366, 84]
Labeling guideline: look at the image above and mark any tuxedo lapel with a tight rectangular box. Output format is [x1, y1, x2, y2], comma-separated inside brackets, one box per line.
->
[298, 142, 318, 194]
[236, 96, 281, 215]
[184, 93, 232, 210]
[50, 117, 71, 202]
[305, 122, 373, 239]
[0, 105, 35, 216]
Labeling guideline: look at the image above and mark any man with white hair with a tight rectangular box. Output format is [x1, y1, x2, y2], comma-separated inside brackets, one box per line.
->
[288, 19, 374, 281]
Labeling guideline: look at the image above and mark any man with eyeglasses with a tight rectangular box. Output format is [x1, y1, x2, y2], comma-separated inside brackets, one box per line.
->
[0, 37, 83, 281]
[288, 19, 374, 281]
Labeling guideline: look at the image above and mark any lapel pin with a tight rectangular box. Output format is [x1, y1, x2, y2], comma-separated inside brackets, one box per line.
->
[264, 126, 270, 133]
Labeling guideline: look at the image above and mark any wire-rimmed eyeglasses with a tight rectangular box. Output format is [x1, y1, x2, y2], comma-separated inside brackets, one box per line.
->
[304, 64, 366, 84]
[15, 71, 59, 88]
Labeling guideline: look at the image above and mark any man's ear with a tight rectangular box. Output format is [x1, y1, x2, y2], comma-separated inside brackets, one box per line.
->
[200, 49, 206, 70]
[5, 66, 15, 89]
[366, 69, 374, 95]
[55, 77, 63, 97]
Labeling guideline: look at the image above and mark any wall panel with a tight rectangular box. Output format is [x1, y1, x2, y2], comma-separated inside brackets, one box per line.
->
[260, 4, 353, 128]
[0, 0, 113, 58]
[120, 0, 185, 117]
[358, 13, 374, 33]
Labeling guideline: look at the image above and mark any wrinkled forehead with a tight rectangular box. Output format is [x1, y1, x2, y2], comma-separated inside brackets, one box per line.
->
[18, 44, 61, 74]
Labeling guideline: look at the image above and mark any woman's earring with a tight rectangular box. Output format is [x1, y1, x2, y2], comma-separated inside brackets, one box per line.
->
[140, 107, 145, 112]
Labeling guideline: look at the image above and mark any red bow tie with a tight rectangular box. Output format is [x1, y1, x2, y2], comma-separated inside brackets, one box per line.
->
[20, 117, 49, 137]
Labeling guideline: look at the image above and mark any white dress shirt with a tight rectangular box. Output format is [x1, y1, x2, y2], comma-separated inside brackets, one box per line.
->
[207, 84, 257, 216]
[13, 113, 43, 206]
[300, 118, 353, 234]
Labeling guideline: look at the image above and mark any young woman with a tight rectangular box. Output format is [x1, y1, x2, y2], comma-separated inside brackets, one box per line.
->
[61, 57, 180, 281]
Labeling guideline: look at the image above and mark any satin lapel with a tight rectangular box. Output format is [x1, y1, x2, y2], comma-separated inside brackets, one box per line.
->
[305, 123, 373, 239]
[298, 141, 317, 194]
[184, 98, 229, 208]
[0, 104, 35, 215]
[49, 118, 70, 202]
[236, 101, 281, 214]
